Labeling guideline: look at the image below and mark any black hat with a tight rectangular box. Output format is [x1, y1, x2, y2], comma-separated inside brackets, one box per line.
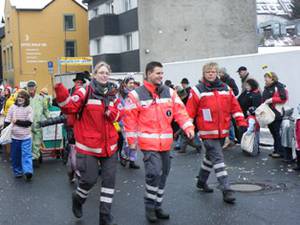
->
[181, 78, 189, 84]
[164, 80, 172, 86]
[237, 66, 247, 72]
[73, 72, 87, 83]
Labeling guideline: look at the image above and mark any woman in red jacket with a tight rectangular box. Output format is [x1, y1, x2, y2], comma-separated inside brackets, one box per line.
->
[55, 62, 123, 225]
[187, 62, 247, 204]
[262, 72, 288, 159]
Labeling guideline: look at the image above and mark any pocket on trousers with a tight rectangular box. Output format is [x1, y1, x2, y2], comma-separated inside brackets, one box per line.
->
[76, 154, 87, 173]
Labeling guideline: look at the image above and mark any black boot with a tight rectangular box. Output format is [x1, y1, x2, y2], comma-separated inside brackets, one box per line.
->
[119, 158, 127, 167]
[99, 213, 117, 225]
[72, 192, 83, 218]
[33, 159, 40, 168]
[196, 180, 214, 193]
[223, 190, 236, 204]
[129, 161, 140, 169]
[145, 208, 158, 223]
[178, 144, 187, 153]
[68, 172, 76, 183]
[196, 146, 202, 153]
[294, 151, 300, 171]
[24, 173, 32, 182]
[155, 208, 170, 220]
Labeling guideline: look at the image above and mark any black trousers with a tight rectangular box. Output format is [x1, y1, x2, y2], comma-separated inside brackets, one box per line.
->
[268, 119, 284, 156]
[75, 153, 117, 224]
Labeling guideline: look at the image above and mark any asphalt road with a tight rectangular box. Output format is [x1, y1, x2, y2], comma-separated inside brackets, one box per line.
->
[0, 142, 300, 225]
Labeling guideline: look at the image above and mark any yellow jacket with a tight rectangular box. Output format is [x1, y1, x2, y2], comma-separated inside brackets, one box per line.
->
[3, 95, 16, 116]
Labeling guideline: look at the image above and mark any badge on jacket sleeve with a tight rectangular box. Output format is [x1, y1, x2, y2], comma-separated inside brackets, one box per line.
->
[117, 103, 123, 110]
[125, 98, 136, 110]
[71, 95, 80, 102]
[166, 110, 172, 117]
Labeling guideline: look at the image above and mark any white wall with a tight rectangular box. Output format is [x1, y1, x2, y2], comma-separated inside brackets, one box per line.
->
[98, 36, 123, 54]
[88, 0, 138, 19]
[138, 0, 257, 72]
[131, 31, 139, 50]
[163, 48, 300, 111]
[90, 31, 139, 55]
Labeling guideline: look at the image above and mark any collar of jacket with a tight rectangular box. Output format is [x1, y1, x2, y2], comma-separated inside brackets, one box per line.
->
[252, 88, 260, 93]
[144, 80, 159, 98]
[220, 74, 230, 82]
[241, 73, 249, 82]
[201, 78, 224, 91]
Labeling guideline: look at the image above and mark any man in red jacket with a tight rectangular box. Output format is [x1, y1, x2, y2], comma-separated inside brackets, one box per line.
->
[187, 62, 247, 204]
[55, 62, 122, 225]
[124, 61, 195, 223]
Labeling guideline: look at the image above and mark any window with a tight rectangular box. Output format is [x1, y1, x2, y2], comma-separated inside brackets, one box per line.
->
[65, 41, 76, 57]
[7, 48, 11, 70]
[6, 17, 10, 34]
[64, 15, 75, 31]
[10, 47, 13, 69]
[96, 39, 101, 54]
[124, 0, 132, 11]
[93, 7, 98, 17]
[105, 1, 114, 14]
[125, 33, 132, 51]
[3, 50, 6, 71]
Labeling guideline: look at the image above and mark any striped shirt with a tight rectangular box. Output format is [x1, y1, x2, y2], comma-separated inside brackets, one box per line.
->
[5, 104, 33, 140]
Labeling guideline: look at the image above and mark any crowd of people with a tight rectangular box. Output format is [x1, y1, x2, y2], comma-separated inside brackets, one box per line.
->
[1, 60, 299, 225]
[0, 81, 50, 181]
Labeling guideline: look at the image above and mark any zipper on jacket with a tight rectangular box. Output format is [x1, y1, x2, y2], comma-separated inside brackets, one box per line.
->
[214, 90, 222, 138]
[104, 101, 109, 157]
[154, 99, 162, 150]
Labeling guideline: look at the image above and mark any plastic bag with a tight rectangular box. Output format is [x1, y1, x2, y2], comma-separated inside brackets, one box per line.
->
[0, 123, 13, 145]
[241, 132, 255, 154]
[255, 103, 275, 127]
[0, 115, 5, 129]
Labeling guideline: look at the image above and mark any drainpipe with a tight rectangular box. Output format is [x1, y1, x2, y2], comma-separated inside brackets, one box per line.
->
[17, 10, 22, 75]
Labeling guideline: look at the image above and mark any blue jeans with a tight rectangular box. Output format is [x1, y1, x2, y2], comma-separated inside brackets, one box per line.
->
[11, 138, 33, 176]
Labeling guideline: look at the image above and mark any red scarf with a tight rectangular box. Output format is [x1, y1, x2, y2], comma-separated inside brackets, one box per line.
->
[144, 80, 159, 98]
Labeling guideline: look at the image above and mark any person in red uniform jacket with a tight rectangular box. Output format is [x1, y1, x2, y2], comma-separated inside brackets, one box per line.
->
[55, 62, 123, 225]
[123, 61, 195, 223]
[186, 62, 247, 204]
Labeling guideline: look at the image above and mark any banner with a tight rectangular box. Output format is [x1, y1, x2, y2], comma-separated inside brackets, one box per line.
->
[60, 57, 93, 65]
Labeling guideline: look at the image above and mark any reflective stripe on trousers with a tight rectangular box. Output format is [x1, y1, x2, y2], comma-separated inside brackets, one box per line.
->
[143, 151, 171, 209]
[198, 139, 230, 191]
[75, 153, 117, 221]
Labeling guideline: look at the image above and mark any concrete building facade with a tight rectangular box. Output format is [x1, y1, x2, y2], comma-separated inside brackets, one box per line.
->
[1, 0, 89, 91]
[85, 0, 258, 72]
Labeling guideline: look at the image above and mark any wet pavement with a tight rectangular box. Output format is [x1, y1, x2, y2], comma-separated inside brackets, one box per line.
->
[0, 141, 300, 225]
